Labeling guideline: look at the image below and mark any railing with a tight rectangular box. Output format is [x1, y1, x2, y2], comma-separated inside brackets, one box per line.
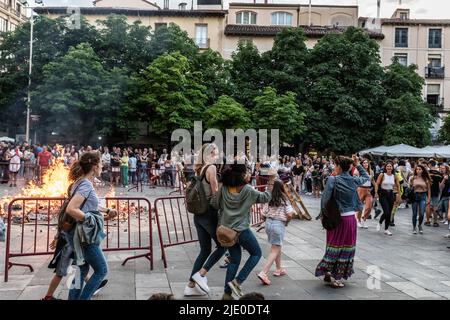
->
[194, 38, 210, 49]
[425, 66, 445, 79]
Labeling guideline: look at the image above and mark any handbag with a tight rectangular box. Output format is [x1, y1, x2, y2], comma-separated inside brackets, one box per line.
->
[216, 225, 239, 247]
[320, 177, 342, 231]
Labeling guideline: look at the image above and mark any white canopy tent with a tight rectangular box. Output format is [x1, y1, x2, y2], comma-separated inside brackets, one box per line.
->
[359, 144, 435, 158]
[0, 137, 15, 143]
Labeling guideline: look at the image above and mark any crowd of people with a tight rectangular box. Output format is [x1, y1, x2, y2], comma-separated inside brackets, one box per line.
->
[2, 140, 450, 300]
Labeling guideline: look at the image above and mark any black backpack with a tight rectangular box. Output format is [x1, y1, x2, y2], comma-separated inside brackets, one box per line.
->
[185, 165, 211, 215]
[320, 177, 342, 231]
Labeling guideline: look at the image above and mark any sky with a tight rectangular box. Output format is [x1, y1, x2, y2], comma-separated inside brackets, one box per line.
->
[39, 0, 450, 19]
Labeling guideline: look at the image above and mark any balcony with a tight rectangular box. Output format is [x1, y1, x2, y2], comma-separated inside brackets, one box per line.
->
[427, 97, 445, 111]
[194, 38, 210, 49]
[425, 66, 445, 79]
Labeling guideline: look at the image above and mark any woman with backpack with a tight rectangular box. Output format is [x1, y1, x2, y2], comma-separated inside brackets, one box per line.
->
[375, 161, 401, 236]
[184, 143, 226, 297]
[215, 163, 273, 300]
[64, 151, 118, 300]
[315, 156, 369, 288]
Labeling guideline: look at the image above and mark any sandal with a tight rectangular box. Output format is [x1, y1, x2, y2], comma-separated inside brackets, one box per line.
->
[433, 222, 439, 227]
[257, 272, 271, 285]
[273, 269, 287, 277]
[329, 280, 345, 289]
[424, 221, 431, 226]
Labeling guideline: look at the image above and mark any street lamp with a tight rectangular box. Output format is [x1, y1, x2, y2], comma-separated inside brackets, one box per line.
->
[20, 0, 44, 144]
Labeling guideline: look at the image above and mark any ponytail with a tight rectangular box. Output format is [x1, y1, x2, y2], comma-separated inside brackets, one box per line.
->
[68, 160, 84, 182]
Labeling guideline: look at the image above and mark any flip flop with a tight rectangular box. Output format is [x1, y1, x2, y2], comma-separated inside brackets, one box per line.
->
[329, 280, 345, 289]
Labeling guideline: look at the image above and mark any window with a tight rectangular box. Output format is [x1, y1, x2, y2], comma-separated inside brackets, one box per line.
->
[400, 12, 408, 19]
[0, 17, 8, 33]
[195, 24, 208, 49]
[178, 2, 187, 10]
[154, 23, 167, 30]
[271, 12, 292, 26]
[429, 55, 442, 67]
[429, 29, 442, 48]
[238, 37, 253, 46]
[236, 11, 257, 25]
[395, 28, 408, 47]
[16, 2, 21, 13]
[394, 53, 408, 66]
[427, 84, 441, 106]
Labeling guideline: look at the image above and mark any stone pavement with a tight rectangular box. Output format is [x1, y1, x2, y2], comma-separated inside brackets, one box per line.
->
[1, 184, 450, 300]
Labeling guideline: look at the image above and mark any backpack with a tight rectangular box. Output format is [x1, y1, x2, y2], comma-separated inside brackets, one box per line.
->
[320, 177, 342, 231]
[185, 165, 211, 215]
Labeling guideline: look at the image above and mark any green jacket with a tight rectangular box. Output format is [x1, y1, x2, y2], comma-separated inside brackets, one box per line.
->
[216, 184, 271, 232]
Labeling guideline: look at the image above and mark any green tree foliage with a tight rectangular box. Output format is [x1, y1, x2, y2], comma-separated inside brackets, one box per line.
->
[204, 95, 252, 130]
[307, 27, 385, 154]
[130, 52, 207, 141]
[253, 87, 305, 144]
[31, 44, 133, 143]
[229, 42, 266, 109]
[149, 23, 198, 60]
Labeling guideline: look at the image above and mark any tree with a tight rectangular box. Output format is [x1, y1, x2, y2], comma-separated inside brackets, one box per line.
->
[204, 95, 252, 131]
[130, 52, 207, 143]
[263, 27, 309, 97]
[192, 49, 231, 105]
[31, 43, 124, 143]
[306, 27, 386, 154]
[382, 61, 435, 146]
[383, 93, 433, 147]
[229, 42, 266, 109]
[149, 23, 198, 61]
[253, 87, 305, 144]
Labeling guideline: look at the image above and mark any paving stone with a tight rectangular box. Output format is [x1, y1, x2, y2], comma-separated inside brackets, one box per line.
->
[386, 281, 442, 299]
[0, 275, 33, 291]
[135, 272, 168, 288]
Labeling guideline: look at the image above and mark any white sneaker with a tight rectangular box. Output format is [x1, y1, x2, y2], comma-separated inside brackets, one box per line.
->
[384, 230, 393, 236]
[444, 221, 448, 225]
[357, 221, 363, 228]
[376, 223, 381, 232]
[362, 220, 369, 229]
[184, 284, 207, 296]
[192, 272, 209, 293]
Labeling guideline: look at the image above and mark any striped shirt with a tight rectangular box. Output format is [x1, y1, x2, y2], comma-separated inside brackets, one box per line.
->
[263, 203, 294, 222]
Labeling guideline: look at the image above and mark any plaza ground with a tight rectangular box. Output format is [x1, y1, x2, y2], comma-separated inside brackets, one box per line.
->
[1, 184, 450, 300]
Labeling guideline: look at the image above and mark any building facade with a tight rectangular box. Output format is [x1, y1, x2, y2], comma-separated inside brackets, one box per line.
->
[0, 0, 28, 33]
[360, 8, 450, 136]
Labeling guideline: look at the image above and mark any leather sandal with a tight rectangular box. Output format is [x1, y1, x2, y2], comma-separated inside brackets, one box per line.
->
[329, 280, 345, 288]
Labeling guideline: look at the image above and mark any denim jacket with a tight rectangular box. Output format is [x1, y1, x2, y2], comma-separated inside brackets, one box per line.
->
[73, 211, 106, 266]
[320, 165, 370, 214]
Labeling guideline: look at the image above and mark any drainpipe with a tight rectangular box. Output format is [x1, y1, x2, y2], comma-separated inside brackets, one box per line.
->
[308, 0, 312, 26]
[297, 7, 300, 27]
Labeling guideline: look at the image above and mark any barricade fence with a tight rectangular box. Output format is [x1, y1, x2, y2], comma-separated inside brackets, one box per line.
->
[4, 196, 153, 282]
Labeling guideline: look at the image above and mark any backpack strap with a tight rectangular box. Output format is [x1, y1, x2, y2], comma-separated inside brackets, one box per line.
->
[200, 164, 212, 182]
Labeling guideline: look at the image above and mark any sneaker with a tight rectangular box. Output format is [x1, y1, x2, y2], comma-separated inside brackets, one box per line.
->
[444, 234, 450, 238]
[418, 225, 423, 234]
[357, 221, 363, 228]
[390, 222, 395, 227]
[184, 284, 207, 297]
[257, 271, 271, 285]
[227, 279, 243, 297]
[93, 279, 108, 296]
[445, 221, 448, 225]
[433, 222, 439, 227]
[192, 272, 209, 293]
[412, 228, 417, 234]
[362, 220, 369, 229]
[376, 223, 381, 232]
[221, 293, 235, 300]
[384, 230, 393, 236]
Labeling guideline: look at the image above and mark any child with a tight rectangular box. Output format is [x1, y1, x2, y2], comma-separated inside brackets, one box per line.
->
[257, 180, 294, 285]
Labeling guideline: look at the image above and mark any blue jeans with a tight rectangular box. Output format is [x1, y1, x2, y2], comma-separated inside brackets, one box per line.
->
[412, 192, 427, 229]
[139, 164, 148, 183]
[224, 228, 262, 294]
[190, 207, 226, 279]
[68, 244, 108, 300]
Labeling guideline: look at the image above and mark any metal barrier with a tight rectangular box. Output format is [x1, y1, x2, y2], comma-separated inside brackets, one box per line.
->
[4, 196, 153, 282]
[153, 196, 197, 269]
[154, 186, 268, 268]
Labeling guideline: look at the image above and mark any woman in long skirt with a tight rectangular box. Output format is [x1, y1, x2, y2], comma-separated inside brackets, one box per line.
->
[315, 155, 369, 288]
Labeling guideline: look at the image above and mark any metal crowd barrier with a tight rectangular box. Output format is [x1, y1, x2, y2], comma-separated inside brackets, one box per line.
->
[4, 196, 153, 282]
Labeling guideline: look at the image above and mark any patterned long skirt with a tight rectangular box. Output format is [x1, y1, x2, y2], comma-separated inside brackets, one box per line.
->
[315, 215, 357, 280]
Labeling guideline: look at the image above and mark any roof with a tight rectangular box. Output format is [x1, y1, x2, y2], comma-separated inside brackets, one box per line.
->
[224, 24, 385, 39]
[33, 6, 227, 17]
[229, 3, 358, 8]
[93, 0, 159, 7]
[360, 17, 450, 27]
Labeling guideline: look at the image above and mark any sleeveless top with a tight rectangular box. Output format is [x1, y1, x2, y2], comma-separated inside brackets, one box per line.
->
[381, 174, 395, 191]
[200, 165, 213, 199]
